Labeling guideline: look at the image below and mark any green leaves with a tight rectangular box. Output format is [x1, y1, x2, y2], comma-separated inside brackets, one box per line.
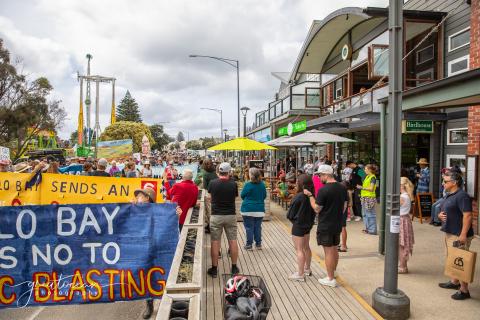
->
[116, 90, 142, 122]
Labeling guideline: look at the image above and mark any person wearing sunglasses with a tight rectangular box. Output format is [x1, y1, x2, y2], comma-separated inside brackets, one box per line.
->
[438, 170, 473, 300]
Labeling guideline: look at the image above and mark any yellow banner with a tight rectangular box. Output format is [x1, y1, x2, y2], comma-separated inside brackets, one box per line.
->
[0, 172, 164, 206]
[0, 173, 41, 206]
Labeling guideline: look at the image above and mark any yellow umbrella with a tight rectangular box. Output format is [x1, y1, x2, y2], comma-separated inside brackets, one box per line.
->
[208, 137, 277, 151]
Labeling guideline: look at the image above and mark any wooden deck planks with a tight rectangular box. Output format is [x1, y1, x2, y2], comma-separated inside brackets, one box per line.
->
[203, 218, 377, 320]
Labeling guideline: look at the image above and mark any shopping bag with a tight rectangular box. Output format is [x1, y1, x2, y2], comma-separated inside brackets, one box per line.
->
[444, 246, 477, 283]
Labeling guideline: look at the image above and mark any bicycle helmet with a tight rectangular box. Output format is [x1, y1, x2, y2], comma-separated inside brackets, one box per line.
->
[224, 292, 237, 305]
[225, 275, 251, 297]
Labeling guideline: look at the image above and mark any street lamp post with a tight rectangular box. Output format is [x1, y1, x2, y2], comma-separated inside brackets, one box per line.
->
[240, 107, 250, 137]
[223, 129, 228, 142]
[200, 107, 223, 141]
[189, 54, 240, 138]
[372, 1, 410, 319]
[240, 107, 250, 172]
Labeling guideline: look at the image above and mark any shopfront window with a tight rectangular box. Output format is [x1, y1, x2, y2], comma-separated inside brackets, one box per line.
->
[306, 88, 320, 108]
[447, 128, 468, 145]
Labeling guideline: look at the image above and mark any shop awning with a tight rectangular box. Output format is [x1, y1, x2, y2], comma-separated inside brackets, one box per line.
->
[283, 129, 356, 144]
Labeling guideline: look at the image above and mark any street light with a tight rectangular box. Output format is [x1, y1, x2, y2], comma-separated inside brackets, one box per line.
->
[223, 129, 228, 142]
[200, 107, 223, 140]
[189, 54, 240, 137]
[240, 106, 250, 137]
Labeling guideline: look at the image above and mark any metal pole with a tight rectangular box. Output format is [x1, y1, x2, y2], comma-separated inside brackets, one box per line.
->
[111, 79, 116, 124]
[379, 103, 386, 255]
[95, 81, 100, 159]
[372, 1, 410, 318]
[79, 78, 84, 146]
[237, 61, 240, 138]
[220, 110, 223, 142]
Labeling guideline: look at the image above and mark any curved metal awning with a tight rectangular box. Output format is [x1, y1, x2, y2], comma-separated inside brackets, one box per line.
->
[289, 7, 371, 82]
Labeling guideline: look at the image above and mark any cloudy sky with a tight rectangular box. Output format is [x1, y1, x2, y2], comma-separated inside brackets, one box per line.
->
[0, 0, 386, 140]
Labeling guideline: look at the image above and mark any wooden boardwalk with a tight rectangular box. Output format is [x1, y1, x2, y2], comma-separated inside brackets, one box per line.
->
[202, 216, 381, 320]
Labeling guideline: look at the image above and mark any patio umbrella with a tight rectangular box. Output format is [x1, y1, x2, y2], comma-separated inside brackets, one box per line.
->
[208, 137, 277, 151]
[283, 129, 356, 144]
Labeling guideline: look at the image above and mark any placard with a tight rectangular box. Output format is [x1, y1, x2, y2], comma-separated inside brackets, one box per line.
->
[415, 193, 433, 223]
[249, 160, 265, 170]
[0, 146, 10, 161]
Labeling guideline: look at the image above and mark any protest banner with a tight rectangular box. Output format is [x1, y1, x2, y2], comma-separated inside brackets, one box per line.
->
[0, 147, 10, 161]
[0, 203, 179, 308]
[0, 173, 164, 206]
[97, 139, 133, 160]
[0, 173, 41, 207]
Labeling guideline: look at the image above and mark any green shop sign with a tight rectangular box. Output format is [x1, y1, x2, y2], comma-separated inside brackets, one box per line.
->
[278, 120, 307, 136]
[402, 120, 433, 134]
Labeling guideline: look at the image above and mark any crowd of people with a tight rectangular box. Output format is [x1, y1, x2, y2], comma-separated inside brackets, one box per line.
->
[2, 149, 475, 303]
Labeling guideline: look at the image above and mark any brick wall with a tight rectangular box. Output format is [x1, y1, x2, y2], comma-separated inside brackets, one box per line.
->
[467, 0, 479, 233]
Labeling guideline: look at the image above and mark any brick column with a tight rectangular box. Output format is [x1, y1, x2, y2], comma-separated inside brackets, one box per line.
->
[467, 0, 480, 233]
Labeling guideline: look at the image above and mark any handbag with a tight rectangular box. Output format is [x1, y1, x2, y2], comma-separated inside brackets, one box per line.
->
[444, 246, 477, 283]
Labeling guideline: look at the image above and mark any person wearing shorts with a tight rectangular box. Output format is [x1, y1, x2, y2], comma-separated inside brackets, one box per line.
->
[438, 169, 474, 300]
[304, 165, 347, 288]
[287, 174, 316, 282]
[207, 162, 240, 277]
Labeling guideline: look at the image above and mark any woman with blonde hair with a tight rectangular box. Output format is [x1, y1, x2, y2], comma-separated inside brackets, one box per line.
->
[399, 176, 415, 273]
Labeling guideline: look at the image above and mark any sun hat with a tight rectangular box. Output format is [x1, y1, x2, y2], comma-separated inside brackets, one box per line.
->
[317, 164, 334, 175]
[143, 160, 150, 165]
[417, 158, 429, 165]
[218, 162, 232, 174]
[14, 162, 32, 173]
[134, 187, 156, 203]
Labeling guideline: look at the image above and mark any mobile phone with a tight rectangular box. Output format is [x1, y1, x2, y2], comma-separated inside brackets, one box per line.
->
[452, 240, 461, 248]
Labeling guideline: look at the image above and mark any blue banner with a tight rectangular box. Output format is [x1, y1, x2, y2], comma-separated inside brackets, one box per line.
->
[0, 203, 179, 309]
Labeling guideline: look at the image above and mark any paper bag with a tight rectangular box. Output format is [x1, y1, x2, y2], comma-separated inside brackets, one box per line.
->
[444, 246, 477, 283]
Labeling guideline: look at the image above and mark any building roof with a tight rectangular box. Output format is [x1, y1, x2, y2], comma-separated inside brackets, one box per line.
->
[289, 6, 446, 82]
[271, 72, 291, 84]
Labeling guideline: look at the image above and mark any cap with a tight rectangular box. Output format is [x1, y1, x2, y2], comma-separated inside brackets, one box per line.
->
[218, 162, 232, 173]
[134, 187, 156, 203]
[317, 164, 334, 175]
[98, 158, 108, 167]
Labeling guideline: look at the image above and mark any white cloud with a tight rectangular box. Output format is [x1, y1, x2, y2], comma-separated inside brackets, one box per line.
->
[0, 0, 388, 140]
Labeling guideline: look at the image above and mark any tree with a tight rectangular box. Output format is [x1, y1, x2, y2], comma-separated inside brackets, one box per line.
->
[149, 124, 172, 150]
[100, 121, 154, 153]
[177, 131, 185, 142]
[186, 140, 202, 150]
[0, 40, 67, 159]
[200, 137, 217, 151]
[116, 90, 142, 122]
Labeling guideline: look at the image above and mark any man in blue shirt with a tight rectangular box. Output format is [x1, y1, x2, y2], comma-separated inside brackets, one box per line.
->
[438, 170, 474, 300]
[416, 158, 430, 193]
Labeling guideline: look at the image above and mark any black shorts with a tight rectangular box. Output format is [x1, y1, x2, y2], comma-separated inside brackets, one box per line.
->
[317, 233, 340, 247]
[291, 224, 312, 237]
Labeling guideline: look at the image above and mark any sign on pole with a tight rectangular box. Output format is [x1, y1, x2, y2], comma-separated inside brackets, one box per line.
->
[0, 146, 10, 161]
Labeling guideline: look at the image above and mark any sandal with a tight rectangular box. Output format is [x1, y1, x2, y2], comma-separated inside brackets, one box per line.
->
[398, 267, 408, 274]
[362, 230, 368, 234]
[338, 247, 348, 252]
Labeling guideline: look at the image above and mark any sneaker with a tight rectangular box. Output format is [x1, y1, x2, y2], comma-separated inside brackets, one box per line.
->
[451, 291, 471, 300]
[346, 217, 351, 222]
[207, 267, 218, 278]
[231, 265, 240, 275]
[255, 244, 262, 250]
[142, 299, 153, 319]
[439, 281, 461, 290]
[289, 272, 305, 282]
[244, 245, 253, 251]
[304, 269, 312, 276]
[318, 277, 337, 287]
[354, 216, 362, 222]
